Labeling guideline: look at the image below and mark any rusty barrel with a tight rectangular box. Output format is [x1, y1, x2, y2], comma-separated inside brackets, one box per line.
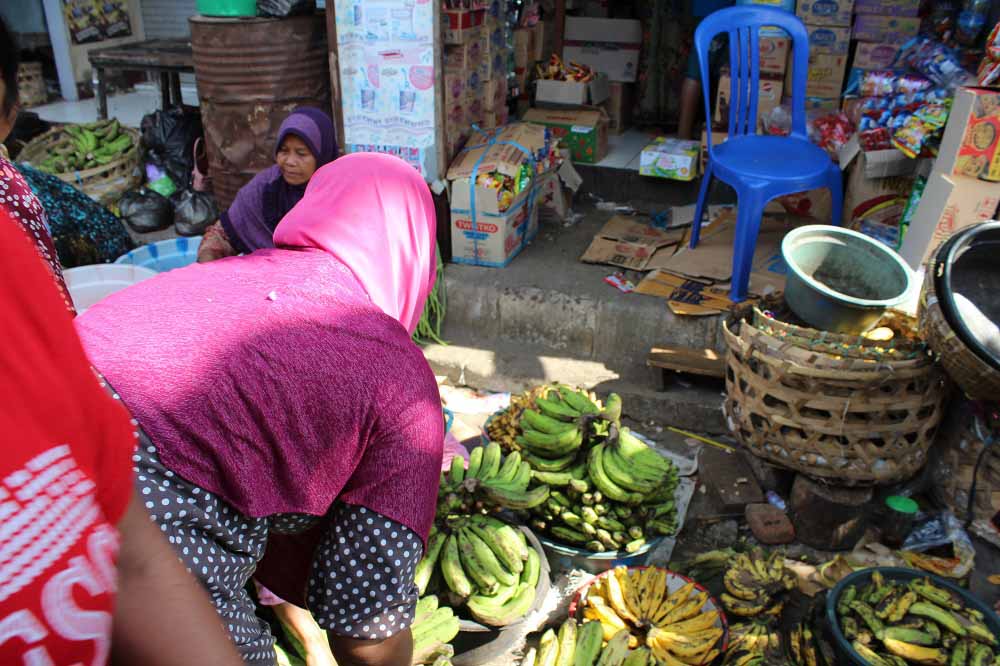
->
[189, 13, 329, 209]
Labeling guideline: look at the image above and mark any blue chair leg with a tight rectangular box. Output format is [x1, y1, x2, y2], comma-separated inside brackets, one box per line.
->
[827, 165, 844, 227]
[729, 188, 765, 303]
[689, 160, 713, 249]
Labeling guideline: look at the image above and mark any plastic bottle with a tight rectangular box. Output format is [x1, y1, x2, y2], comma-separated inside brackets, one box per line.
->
[957, 0, 990, 46]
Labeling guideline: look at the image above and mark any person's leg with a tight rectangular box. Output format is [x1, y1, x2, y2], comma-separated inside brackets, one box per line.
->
[678, 77, 703, 140]
[132, 432, 276, 665]
[678, 46, 704, 140]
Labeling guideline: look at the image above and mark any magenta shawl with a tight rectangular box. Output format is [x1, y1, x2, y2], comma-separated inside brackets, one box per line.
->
[74, 154, 443, 554]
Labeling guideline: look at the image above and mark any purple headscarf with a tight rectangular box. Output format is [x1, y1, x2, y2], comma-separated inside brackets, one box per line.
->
[219, 107, 337, 254]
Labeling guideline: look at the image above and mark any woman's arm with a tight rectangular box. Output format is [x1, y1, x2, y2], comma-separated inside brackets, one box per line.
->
[329, 630, 412, 666]
[111, 491, 244, 666]
[197, 220, 237, 262]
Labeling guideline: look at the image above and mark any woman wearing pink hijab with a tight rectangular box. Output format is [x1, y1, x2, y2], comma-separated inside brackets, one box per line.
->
[74, 153, 444, 666]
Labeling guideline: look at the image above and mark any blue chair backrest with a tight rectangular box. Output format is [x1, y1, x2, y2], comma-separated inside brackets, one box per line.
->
[696, 6, 810, 158]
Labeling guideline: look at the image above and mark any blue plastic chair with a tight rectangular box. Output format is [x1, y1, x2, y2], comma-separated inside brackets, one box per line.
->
[691, 6, 843, 302]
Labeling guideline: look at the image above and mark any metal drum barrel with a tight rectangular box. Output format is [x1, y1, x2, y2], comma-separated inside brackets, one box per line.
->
[189, 13, 329, 209]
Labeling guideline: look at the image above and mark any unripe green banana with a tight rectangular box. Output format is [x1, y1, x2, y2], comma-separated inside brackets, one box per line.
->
[521, 408, 578, 434]
[521, 449, 578, 472]
[467, 444, 484, 479]
[479, 442, 502, 481]
[557, 386, 599, 415]
[555, 617, 577, 666]
[414, 528, 446, 595]
[535, 396, 581, 421]
[440, 533, 473, 598]
[447, 455, 465, 486]
[574, 620, 604, 666]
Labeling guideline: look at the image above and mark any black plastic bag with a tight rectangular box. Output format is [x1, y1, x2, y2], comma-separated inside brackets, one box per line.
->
[119, 188, 174, 233]
[172, 189, 219, 237]
[257, 0, 315, 17]
[140, 106, 203, 190]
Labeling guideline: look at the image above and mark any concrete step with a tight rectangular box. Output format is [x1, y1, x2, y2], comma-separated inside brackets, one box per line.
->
[423, 340, 728, 434]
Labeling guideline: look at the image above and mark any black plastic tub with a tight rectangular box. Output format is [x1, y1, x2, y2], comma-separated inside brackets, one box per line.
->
[825, 567, 1000, 665]
[933, 221, 1000, 371]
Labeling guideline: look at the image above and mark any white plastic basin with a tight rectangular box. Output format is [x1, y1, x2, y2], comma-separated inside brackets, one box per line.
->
[65, 263, 158, 314]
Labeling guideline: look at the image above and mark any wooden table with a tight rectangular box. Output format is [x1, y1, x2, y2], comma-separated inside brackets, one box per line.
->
[88, 39, 194, 120]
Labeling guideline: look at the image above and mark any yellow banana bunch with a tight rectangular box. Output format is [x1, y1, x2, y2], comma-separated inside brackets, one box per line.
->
[580, 566, 724, 665]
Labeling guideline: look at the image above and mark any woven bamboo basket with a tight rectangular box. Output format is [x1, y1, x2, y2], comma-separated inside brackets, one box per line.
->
[723, 313, 950, 486]
[17, 62, 46, 107]
[19, 126, 142, 206]
[932, 400, 1000, 522]
[918, 265, 1000, 401]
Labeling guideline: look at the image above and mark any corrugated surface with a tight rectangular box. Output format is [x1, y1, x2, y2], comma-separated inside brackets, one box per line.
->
[190, 13, 329, 209]
[142, 0, 197, 38]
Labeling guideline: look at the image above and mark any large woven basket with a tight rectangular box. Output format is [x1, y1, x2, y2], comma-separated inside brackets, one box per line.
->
[932, 400, 1000, 522]
[17, 62, 46, 107]
[19, 126, 142, 206]
[918, 263, 1000, 401]
[723, 313, 950, 486]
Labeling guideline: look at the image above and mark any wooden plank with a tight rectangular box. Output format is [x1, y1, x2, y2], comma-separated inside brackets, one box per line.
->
[699, 445, 765, 512]
[647, 345, 726, 378]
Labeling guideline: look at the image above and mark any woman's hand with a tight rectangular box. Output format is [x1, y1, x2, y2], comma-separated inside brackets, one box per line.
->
[197, 220, 237, 263]
[329, 629, 413, 666]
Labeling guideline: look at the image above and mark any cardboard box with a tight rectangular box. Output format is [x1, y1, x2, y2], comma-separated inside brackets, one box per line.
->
[852, 15, 920, 44]
[786, 52, 848, 99]
[797, 0, 854, 26]
[482, 76, 508, 111]
[853, 42, 900, 71]
[639, 138, 700, 181]
[443, 9, 485, 45]
[805, 24, 851, 55]
[465, 97, 485, 127]
[448, 124, 548, 267]
[715, 71, 784, 131]
[805, 96, 841, 112]
[602, 81, 633, 134]
[444, 71, 467, 105]
[562, 17, 643, 83]
[853, 0, 919, 15]
[481, 106, 510, 130]
[934, 87, 1000, 183]
[760, 36, 791, 76]
[536, 169, 571, 223]
[535, 72, 610, 106]
[580, 216, 686, 271]
[481, 47, 508, 80]
[444, 35, 488, 71]
[842, 150, 916, 227]
[522, 107, 610, 163]
[898, 172, 1000, 268]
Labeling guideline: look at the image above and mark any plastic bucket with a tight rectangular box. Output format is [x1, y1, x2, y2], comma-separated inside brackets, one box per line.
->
[64, 264, 158, 314]
[826, 567, 1000, 666]
[114, 236, 202, 273]
[196, 0, 256, 17]
[782, 225, 913, 333]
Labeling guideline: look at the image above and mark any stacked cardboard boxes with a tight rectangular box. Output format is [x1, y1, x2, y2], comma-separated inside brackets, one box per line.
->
[513, 21, 545, 97]
[791, 0, 853, 107]
[443, 3, 512, 160]
[846, 0, 920, 101]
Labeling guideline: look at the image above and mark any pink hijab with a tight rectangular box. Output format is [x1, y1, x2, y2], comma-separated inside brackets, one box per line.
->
[274, 152, 436, 335]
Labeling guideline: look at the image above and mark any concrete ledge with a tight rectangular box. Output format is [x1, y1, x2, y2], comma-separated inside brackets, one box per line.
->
[423, 341, 728, 433]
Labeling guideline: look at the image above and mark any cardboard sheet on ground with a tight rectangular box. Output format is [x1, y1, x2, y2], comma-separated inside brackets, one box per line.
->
[654, 215, 795, 291]
[579, 215, 685, 271]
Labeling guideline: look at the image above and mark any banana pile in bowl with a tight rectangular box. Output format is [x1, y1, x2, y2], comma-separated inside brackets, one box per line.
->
[568, 566, 728, 665]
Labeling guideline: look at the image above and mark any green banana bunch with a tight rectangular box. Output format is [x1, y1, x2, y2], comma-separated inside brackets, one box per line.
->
[411, 597, 459, 665]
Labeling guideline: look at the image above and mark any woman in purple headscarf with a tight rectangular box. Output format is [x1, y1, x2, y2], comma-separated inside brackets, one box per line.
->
[197, 107, 337, 262]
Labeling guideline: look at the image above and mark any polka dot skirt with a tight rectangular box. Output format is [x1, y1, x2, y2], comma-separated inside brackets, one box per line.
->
[133, 432, 423, 664]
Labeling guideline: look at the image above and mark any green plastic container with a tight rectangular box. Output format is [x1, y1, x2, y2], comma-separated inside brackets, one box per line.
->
[781, 225, 913, 334]
[197, 0, 256, 17]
